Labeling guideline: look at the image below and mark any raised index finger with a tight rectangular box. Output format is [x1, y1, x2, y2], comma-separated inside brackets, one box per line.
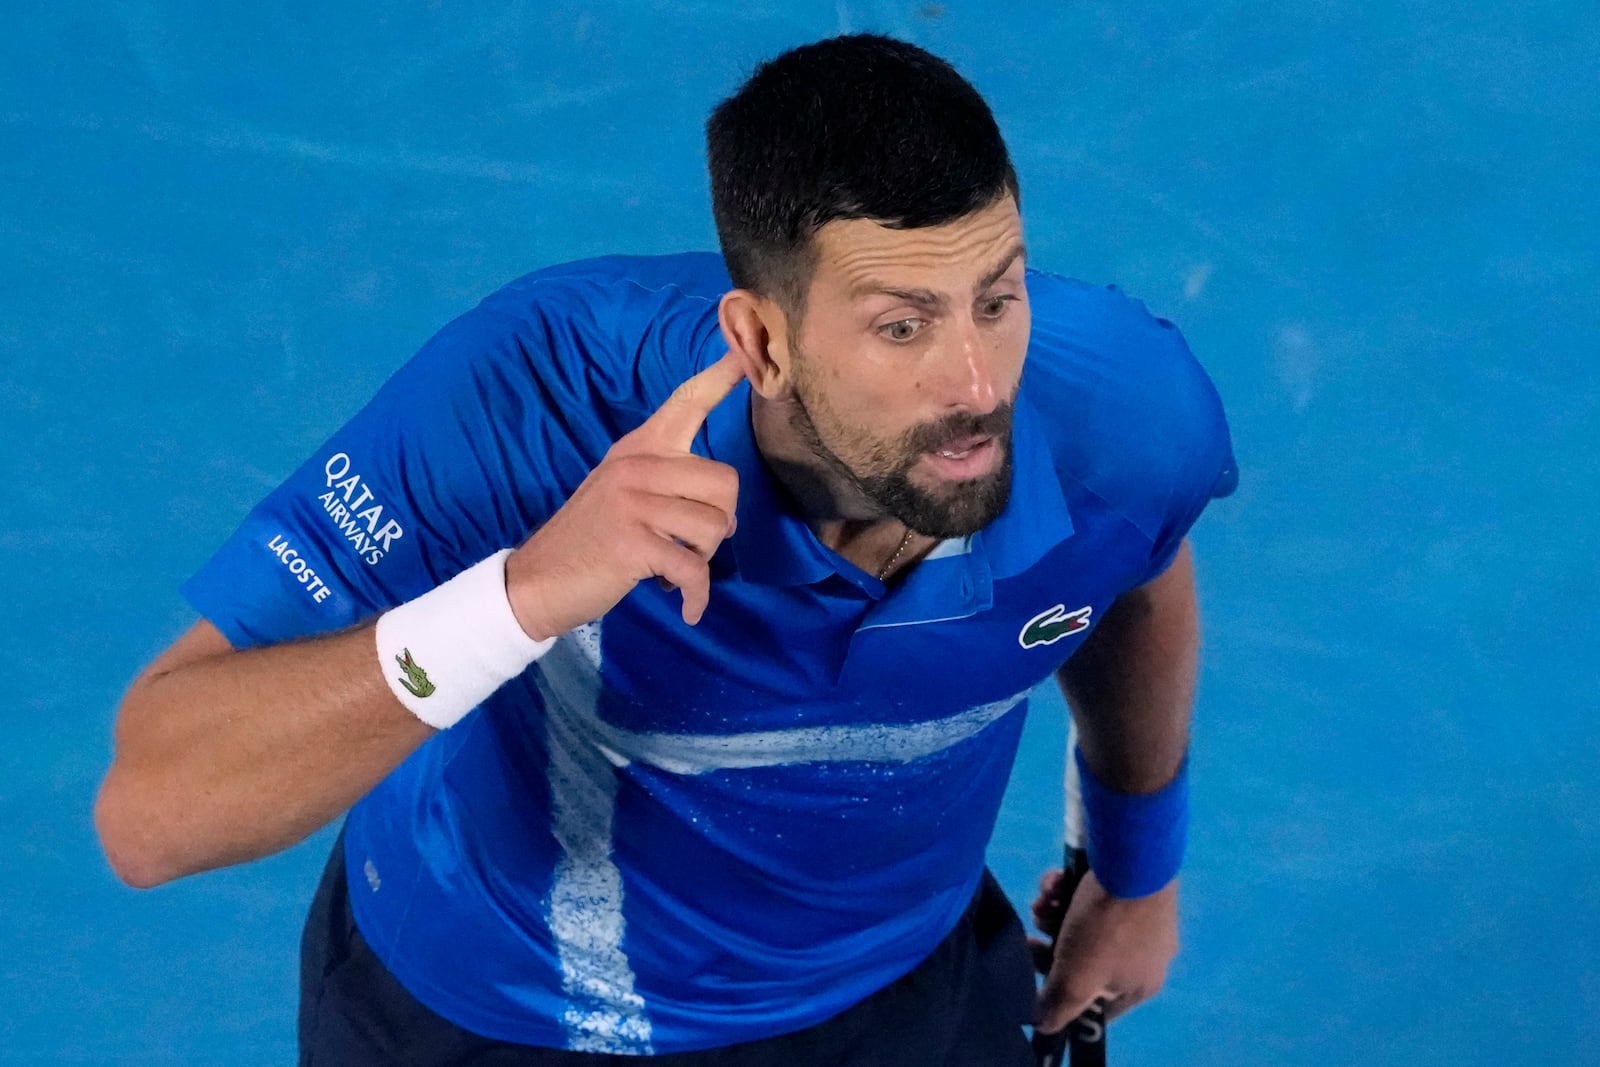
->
[637, 351, 747, 451]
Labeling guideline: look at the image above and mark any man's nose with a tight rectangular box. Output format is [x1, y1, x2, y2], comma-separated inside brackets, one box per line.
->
[937, 314, 999, 413]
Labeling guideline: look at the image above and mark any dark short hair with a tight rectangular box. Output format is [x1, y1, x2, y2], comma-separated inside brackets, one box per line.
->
[706, 34, 1019, 313]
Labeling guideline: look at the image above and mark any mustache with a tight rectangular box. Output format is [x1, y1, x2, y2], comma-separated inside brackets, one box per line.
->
[901, 402, 1015, 455]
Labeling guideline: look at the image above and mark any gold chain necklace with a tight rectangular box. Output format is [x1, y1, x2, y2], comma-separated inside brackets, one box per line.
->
[876, 527, 914, 581]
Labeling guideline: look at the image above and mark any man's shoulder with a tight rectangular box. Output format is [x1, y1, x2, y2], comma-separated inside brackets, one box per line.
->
[396, 252, 730, 416]
[485, 251, 733, 319]
[1022, 269, 1235, 539]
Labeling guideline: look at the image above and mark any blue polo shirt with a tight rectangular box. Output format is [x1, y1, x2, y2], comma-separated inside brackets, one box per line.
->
[182, 253, 1236, 1054]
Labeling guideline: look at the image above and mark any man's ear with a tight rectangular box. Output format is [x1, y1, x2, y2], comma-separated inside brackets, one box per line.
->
[718, 290, 793, 399]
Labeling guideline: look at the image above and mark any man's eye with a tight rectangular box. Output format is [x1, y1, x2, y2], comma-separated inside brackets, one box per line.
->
[981, 295, 1016, 318]
[880, 318, 923, 342]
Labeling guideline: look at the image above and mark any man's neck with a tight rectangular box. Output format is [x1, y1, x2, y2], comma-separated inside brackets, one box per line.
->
[749, 393, 928, 577]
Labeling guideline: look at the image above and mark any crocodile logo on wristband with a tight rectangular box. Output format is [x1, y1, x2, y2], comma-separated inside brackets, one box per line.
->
[395, 649, 437, 698]
[1019, 604, 1093, 649]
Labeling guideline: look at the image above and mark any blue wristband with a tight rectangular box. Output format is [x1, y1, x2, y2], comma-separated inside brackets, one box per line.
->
[1073, 746, 1189, 899]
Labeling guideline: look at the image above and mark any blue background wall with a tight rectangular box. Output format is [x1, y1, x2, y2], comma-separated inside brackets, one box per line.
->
[2, 2, 1595, 1062]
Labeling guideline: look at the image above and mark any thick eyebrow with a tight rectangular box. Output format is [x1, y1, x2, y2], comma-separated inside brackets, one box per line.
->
[851, 241, 1028, 312]
[977, 242, 1028, 294]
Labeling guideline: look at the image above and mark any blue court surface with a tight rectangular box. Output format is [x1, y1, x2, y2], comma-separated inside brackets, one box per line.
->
[3, 3, 1596, 1064]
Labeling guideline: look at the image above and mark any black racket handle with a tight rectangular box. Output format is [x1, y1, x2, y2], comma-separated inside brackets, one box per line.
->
[1030, 848, 1107, 1067]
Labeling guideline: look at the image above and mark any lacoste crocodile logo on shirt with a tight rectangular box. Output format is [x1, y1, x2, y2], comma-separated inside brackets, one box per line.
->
[395, 649, 436, 698]
[1018, 604, 1093, 649]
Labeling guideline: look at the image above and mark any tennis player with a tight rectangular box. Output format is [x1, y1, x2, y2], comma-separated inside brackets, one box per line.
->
[96, 34, 1235, 1065]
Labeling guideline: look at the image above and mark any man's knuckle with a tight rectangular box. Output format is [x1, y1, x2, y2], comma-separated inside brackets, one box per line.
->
[669, 381, 705, 412]
[670, 547, 705, 579]
[602, 453, 642, 483]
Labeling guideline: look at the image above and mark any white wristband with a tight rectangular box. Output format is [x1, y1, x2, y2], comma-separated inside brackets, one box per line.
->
[374, 549, 555, 729]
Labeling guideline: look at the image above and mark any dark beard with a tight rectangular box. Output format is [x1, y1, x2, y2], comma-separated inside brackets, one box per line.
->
[788, 386, 1015, 539]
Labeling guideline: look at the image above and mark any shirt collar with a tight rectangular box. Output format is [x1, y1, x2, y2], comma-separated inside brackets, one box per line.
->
[972, 390, 1075, 580]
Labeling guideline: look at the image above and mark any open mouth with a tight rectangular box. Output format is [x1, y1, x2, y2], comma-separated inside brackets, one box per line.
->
[924, 435, 998, 479]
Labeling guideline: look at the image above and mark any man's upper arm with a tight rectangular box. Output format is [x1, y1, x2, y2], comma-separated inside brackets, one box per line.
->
[1055, 540, 1196, 687]
[178, 303, 600, 651]
[174, 259, 716, 654]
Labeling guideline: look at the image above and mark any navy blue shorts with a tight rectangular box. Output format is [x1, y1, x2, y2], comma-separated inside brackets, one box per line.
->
[299, 829, 1036, 1065]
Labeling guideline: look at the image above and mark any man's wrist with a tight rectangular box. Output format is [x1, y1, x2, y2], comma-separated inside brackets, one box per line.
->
[374, 549, 557, 729]
[502, 545, 564, 642]
[1074, 746, 1189, 899]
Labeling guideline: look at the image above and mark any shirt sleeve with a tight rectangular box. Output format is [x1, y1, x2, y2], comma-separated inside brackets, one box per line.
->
[1023, 271, 1238, 588]
[181, 270, 690, 650]
[1137, 326, 1238, 584]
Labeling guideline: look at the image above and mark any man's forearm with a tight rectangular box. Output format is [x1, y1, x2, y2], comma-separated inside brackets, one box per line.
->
[1056, 541, 1199, 794]
[95, 619, 434, 888]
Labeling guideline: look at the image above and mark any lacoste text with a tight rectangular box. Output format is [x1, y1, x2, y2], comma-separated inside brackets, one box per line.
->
[267, 533, 335, 603]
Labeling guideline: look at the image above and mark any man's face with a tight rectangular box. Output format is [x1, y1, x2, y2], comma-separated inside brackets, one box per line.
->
[784, 195, 1030, 538]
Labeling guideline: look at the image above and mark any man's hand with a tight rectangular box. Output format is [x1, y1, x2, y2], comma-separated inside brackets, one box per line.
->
[506, 353, 746, 639]
[1029, 868, 1179, 1033]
